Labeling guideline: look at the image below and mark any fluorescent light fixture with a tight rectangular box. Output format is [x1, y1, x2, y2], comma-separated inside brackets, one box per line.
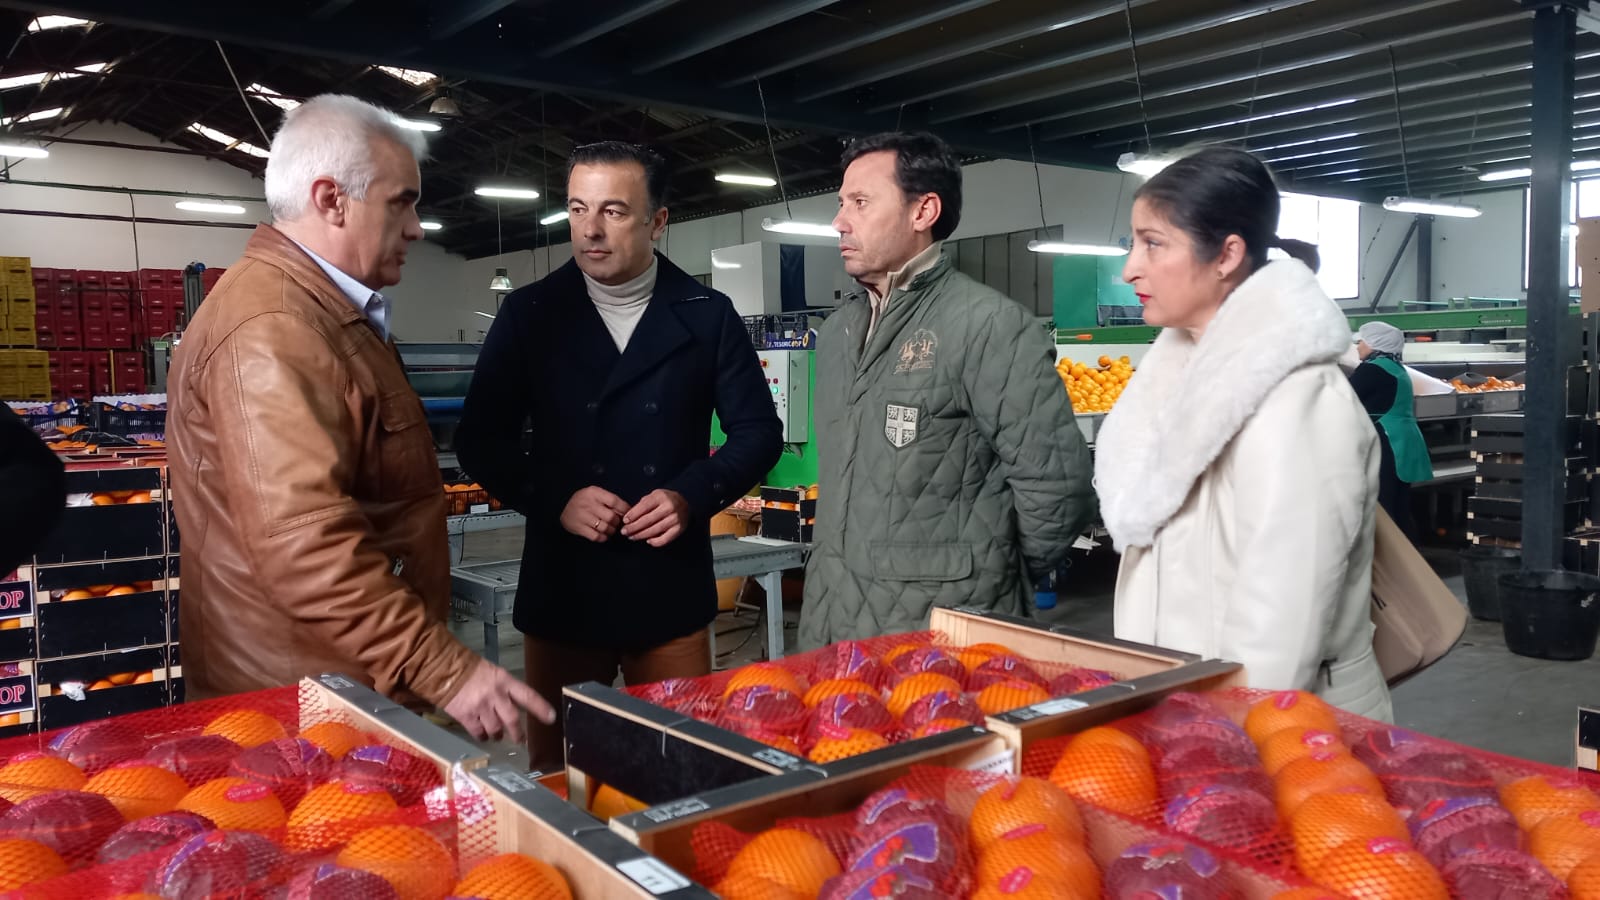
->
[712, 258, 742, 269]
[0, 62, 106, 91]
[1027, 240, 1128, 256]
[188, 122, 269, 158]
[715, 173, 777, 187]
[246, 83, 299, 111]
[175, 200, 246, 214]
[26, 16, 91, 32]
[0, 107, 64, 126]
[1116, 152, 1170, 178]
[539, 210, 569, 225]
[489, 267, 514, 291]
[475, 186, 541, 200]
[1478, 160, 1600, 182]
[0, 143, 48, 159]
[377, 66, 437, 86]
[394, 117, 441, 132]
[420, 220, 443, 231]
[473, 311, 496, 320]
[761, 217, 839, 237]
[1382, 196, 1483, 218]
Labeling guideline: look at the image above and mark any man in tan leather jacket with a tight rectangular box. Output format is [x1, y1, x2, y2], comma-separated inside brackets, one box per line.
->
[168, 95, 551, 741]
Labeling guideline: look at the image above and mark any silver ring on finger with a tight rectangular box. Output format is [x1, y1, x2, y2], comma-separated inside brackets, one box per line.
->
[593, 518, 602, 531]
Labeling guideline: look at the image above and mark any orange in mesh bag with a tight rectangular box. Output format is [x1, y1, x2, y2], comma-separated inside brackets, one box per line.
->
[1528, 809, 1600, 881]
[1259, 727, 1349, 778]
[1500, 773, 1600, 830]
[1273, 751, 1383, 819]
[1047, 728, 1158, 818]
[0, 752, 87, 803]
[0, 837, 67, 890]
[453, 852, 573, 900]
[808, 725, 890, 763]
[718, 827, 841, 897]
[175, 777, 288, 831]
[1309, 836, 1448, 899]
[299, 722, 372, 761]
[1244, 691, 1343, 745]
[972, 823, 1100, 898]
[82, 762, 190, 820]
[886, 673, 964, 719]
[286, 780, 402, 852]
[802, 678, 878, 707]
[721, 662, 805, 699]
[335, 824, 457, 900]
[969, 778, 1084, 849]
[974, 680, 1049, 716]
[1290, 789, 1410, 874]
[200, 709, 289, 749]
[1569, 851, 1600, 900]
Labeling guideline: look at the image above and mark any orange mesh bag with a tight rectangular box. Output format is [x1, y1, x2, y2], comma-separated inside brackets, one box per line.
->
[335, 823, 458, 900]
[1043, 728, 1159, 819]
[1308, 836, 1449, 899]
[453, 852, 574, 900]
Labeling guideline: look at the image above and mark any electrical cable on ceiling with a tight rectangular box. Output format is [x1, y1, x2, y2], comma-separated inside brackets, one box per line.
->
[1454, 91, 1484, 201]
[755, 78, 792, 219]
[1121, 0, 1154, 153]
[1027, 125, 1047, 231]
[1387, 46, 1413, 199]
[215, 41, 271, 146]
[1242, 43, 1265, 145]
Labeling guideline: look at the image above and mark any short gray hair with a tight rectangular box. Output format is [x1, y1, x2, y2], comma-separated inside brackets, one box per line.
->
[264, 94, 429, 222]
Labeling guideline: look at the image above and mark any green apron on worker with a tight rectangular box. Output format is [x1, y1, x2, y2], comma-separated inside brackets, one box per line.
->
[1369, 355, 1434, 483]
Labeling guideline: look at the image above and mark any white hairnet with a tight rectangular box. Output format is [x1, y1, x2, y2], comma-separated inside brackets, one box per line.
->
[1358, 321, 1404, 356]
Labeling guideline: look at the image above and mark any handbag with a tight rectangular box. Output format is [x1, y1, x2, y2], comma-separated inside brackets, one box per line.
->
[1368, 506, 1469, 686]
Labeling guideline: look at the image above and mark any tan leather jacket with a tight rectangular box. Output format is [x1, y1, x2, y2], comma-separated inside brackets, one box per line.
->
[168, 224, 476, 708]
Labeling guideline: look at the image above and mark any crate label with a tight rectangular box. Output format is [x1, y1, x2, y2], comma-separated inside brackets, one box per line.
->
[751, 747, 803, 769]
[617, 857, 691, 894]
[0, 674, 33, 714]
[0, 581, 31, 620]
[485, 770, 537, 794]
[642, 797, 709, 823]
[1027, 697, 1091, 717]
[469, 503, 490, 515]
[965, 748, 1017, 775]
[318, 674, 357, 690]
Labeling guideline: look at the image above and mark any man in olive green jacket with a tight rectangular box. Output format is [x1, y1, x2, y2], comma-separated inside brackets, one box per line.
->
[798, 132, 1095, 649]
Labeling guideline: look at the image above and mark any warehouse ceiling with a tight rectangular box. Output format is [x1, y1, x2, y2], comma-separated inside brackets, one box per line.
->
[0, 0, 1592, 258]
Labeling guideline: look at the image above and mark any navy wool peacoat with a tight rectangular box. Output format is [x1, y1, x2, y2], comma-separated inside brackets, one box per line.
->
[456, 253, 783, 651]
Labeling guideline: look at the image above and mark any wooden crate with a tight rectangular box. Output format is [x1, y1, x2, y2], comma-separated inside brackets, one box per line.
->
[467, 766, 716, 898]
[296, 673, 489, 785]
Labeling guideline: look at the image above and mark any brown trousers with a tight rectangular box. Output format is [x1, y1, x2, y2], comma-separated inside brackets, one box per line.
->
[523, 628, 711, 771]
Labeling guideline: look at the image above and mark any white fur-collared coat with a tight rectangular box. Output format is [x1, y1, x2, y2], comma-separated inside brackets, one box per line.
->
[1095, 260, 1392, 721]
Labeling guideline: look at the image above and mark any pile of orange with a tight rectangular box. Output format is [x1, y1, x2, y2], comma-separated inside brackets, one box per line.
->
[54, 583, 151, 602]
[1056, 354, 1135, 414]
[1451, 375, 1520, 393]
[87, 491, 154, 505]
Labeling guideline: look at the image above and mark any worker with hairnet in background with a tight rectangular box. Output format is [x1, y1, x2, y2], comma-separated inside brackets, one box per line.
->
[1349, 322, 1433, 541]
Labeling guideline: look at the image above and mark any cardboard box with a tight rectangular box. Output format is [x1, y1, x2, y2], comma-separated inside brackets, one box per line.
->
[468, 767, 715, 898]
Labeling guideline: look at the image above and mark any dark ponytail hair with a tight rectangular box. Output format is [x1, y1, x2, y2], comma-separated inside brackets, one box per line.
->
[1135, 147, 1321, 274]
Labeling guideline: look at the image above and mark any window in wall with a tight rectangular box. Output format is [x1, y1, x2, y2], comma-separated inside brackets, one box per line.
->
[1275, 192, 1360, 300]
[1521, 178, 1600, 289]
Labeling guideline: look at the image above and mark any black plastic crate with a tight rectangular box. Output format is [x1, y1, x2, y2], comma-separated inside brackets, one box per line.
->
[33, 557, 165, 594]
[34, 505, 164, 565]
[92, 403, 166, 438]
[35, 591, 168, 658]
[38, 681, 168, 730]
[36, 645, 167, 689]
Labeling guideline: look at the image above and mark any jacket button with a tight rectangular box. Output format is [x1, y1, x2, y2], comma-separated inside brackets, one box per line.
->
[643, 401, 659, 414]
[712, 481, 725, 493]
[585, 400, 599, 412]
[643, 464, 657, 476]
[591, 463, 605, 476]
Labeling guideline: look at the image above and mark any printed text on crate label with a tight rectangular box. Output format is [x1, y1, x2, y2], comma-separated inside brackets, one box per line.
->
[618, 857, 692, 894]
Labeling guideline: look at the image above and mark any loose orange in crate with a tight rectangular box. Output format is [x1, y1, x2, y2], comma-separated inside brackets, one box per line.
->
[886, 672, 964, 718]
[336, 824, 456, 900]
[1260, 727, 1348, 777]
[970, 778, 1084, 849]
[1309, 836, 1448, 899]
[287, 780, 401, 851]
[299, 722, 370, 761]
[453, 852, 573, 900]
[1245, 691, 1342, 744]
[973, 824, 1100, 898]
[1291, 789, 1411, 874]
[175, 777, 288, 831]
[801, 678, 877, 708]
[589, 784, 647, 820]
[1501, 773, 1600, 830]
[974, 680, 1050, 716]
[201, 709, 288, 749]
[809, 726, 889, 763]
[723, 828, 841, 897]
[721, 663, 804, 700]
[0, 838, 67, 890]
[1048, 734, 1157, 817]
[1274, 751, 1384, 819]
[82, 762, 189, 820]
[0, 754, 86, 803]
[1528, 810, 1600, 881]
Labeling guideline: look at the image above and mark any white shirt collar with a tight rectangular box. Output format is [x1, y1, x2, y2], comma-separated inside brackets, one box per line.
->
[289, 239, 391, 341]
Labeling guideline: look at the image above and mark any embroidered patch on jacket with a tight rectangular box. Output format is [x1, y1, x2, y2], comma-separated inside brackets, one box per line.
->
[894, 328, 938, 373]
[885, 403, 919, 448]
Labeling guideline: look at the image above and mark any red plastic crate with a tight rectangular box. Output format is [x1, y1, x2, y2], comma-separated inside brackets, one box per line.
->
[136, 268, 165, 290]
[30, 269, 51, 295]
[53, 324, 82, 349]
[104, 270, 132, 291]
[52, 269, 78, 291]
[77, 270, 105, 292]
[53, 350, 89, 375]
[83, 322, 132, 350]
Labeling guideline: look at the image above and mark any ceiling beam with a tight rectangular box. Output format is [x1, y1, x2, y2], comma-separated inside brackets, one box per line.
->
[720, 0, 1000, 88]
[311, 0, 359, 20]
[794, 0, 1162, 104]
[538, 0, 686, 59]
[630, 0, 841, 75]
[1278, 126, 1600, 180]
[429, 0, 521, 40]
[877, 0, 1323, 115]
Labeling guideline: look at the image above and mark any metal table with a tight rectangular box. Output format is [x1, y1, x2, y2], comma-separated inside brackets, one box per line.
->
[449, 535, 810, 665]
[446, 511, 526, 564]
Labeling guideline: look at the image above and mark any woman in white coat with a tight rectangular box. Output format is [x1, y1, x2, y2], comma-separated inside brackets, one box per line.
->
[1095, 148, 1392, 721]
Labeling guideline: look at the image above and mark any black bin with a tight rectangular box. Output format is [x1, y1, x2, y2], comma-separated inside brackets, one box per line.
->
[1460, 546, 1521, 621]
[1498, 570, 1600, 661]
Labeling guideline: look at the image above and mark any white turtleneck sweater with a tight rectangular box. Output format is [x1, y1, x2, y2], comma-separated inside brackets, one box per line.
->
[584, 257, 658, 352]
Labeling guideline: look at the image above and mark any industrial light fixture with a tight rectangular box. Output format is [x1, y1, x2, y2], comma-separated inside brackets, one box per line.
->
[715, 173, 778, 187]
[1479, 160, 1600, 182]
[712, 258, 742, 269]
[26, 16, 91, 32]
[1116, 152, 1170, 178]
[0, 142, 48, 159]
[420, 220, 443, 231]
[1027, 240, 1128, 256]
[394, 117, 441, 133]
[428, 95, 462, 117]
[473, 310, 496, 320]
[1382, 197, 1483, 218]
[0, 107, 63, 127]
[0, 62, 107, 91]
[488, 267, 514, 291]
[761, 217, 838, 237]
[475, 186, 540, 200]
[539, 210, 569, 225]
[175, 200, 246, 214]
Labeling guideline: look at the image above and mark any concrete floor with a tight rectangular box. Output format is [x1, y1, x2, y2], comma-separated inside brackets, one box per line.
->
[448, 528, 1593, 769]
